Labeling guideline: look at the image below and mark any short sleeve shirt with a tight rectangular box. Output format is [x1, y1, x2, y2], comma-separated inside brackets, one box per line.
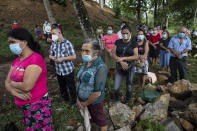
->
[159, 37, 171, 50]
[103, 33, 119, 49]
[149, 33, 161, 44]
[10, 52, 48, 106]
[115, 39, 138, 57]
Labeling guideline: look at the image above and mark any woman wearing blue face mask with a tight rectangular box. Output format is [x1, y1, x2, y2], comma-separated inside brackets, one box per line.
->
[159, 30, 171, 71]
[135, 30, 149, 87]
[77, 38, 108, 131]
[149, 27, 161, 65]
[102, 25, 119, 80]
[5, 28, 53, 130]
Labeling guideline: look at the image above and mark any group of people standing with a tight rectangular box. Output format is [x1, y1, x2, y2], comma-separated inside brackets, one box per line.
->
[5, 20, 192, 130]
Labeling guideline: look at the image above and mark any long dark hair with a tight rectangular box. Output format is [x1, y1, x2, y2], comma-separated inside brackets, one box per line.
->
[8, 28, 42, 55]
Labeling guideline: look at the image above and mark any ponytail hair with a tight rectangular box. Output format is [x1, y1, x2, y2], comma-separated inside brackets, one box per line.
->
[8, 28, 43, 56]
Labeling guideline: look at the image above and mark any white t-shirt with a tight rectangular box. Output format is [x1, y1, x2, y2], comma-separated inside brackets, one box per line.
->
[117, 30, 122, 39]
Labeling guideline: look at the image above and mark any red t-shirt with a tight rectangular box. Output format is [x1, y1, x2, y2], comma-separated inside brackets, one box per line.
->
[149, 33, 161, 44]
[12, 24, 20, 30]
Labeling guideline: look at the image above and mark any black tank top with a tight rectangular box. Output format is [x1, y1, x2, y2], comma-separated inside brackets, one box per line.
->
[137, 40, 146, 55]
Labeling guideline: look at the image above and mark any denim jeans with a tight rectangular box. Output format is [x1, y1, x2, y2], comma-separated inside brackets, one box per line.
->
[114, 66, 135, 102]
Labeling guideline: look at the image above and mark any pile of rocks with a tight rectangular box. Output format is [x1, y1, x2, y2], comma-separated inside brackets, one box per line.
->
[107, 79, 197, 131]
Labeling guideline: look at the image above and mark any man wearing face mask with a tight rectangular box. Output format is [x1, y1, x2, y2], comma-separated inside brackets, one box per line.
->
[168, 27, 192, 83]
[49, 27, 77, 105]
[77, 38, 108, 131]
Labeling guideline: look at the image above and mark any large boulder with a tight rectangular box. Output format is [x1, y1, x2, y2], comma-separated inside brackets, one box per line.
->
[109, 102, 136, 129]
[144, 83, 157, 91]
[140, 94, 170, 121]
[191, 83, 197, 96]
[157, 73, 169, 84]
[168, 79, 192, 99]
[179, 118, 194, 131]
[132, 105, 143, 118]
[160, 119, 183, 131]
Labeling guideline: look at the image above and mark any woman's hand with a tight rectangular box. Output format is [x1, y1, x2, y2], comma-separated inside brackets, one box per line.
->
[77, 98, 84, 109]
[120, 61, 129, 70]
[116, 57, 124, 63]
[14, 92, 32, 101]
[165, 49, 170, 53]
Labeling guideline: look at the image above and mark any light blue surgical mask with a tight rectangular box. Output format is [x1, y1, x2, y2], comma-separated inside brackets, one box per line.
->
[150, 31, 153, 34]
[162, 34, 167, 38]
[82, 55, 93, 62]
[107, 30, 113, 35]
[178, 33, 185, 38]
[153, 31, 157, 34]
[137, 35, 144, 41]
[9, 43, 22, 55]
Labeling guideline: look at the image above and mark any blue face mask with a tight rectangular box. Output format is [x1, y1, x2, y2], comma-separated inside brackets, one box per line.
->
[178, 33, 185, 38]
[153, 31, 157, 34]
[150, 31, 153, 34]
[82, 55, 93, 62]
[162, 34, 167, 38]
[9, 43, 22, 55]
[107, 30, 113, 35]
[137, 35, 144, 41]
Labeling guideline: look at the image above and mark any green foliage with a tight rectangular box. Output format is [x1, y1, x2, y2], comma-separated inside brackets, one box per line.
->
[137, 117, 165, 131]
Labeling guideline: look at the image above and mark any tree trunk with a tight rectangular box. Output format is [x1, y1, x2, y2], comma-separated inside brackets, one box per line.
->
[136, 0, 142, 24]
[43, 0, 56, 24]
[154, 0, 158, 27]
[72, 0, 95, 39]
[193, 7, 197, 29]
[99, 0, 104, 10]
[145, 11, 148, 25]
[163, 0, 169, 28]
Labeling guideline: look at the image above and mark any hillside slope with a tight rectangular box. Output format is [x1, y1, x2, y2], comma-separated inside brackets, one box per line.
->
[0, 0, 135, 58]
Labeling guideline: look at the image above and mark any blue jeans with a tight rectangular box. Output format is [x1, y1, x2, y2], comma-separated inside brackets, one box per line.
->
[114, 66, 135, 102]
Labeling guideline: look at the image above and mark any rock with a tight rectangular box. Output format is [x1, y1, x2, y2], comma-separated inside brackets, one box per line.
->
[188, 103, 197, 112]
[77, 126, 84, 131]
[191, 83, 197, 91]
[145, 83, 157, 91]
[109, 102, 136, 129]
[179, 111, 197, 127]
[159, 85, 169, 93]
[168, 79, 192, 99]
[157, 73, 169, 84]
[160, 119, 182, 131]
[65, 126, 75, 130]
[179, 118, 194, 131]
[158, 71, 171, 77]
[140, 94, 170, 121]
[191, 83, 197, 96]
[137, 97, 146, 105]
[170, 97, 177, 102]
[114, 125, 131, 131]
[132, 105, 143, 118]
[169, 99, 187, 112]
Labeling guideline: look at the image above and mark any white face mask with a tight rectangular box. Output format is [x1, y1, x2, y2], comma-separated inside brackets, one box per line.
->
[52, 34, 59, 42]
[122, 34, 131, 40]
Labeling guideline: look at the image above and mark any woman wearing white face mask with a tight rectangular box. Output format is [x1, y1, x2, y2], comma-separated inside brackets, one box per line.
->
[102, 25, 119, 80]
[135, 30, 149, 87]
[112, 25, 138, 105]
